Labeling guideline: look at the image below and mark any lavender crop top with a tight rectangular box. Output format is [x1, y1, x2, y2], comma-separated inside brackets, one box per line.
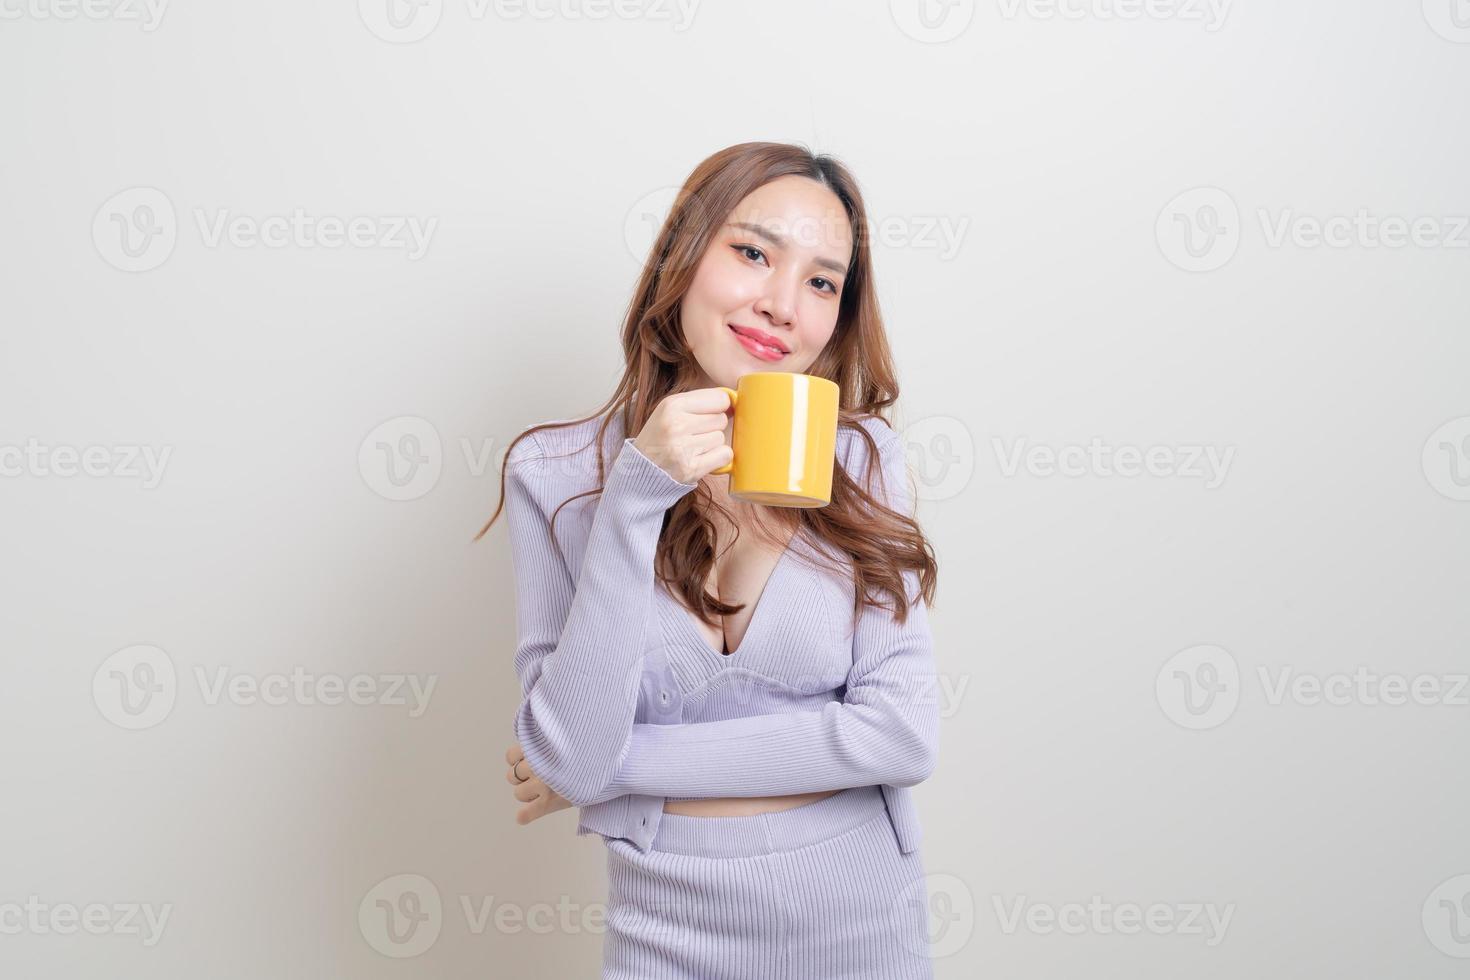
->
[504, 409, 939, 854]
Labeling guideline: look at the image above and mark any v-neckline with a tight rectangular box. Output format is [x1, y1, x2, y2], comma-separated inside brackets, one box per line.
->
[663, 534, 798, 661]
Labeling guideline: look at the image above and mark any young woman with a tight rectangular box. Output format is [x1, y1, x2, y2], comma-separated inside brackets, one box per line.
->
[476, 141, 941, 978]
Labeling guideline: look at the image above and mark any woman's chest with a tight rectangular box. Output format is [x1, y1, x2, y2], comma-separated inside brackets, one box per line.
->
[650, 534, 858, 701]
[554, 496, 857, 699]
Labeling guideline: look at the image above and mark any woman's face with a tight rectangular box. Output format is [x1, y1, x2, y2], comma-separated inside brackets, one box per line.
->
[679, 175, 853, 388]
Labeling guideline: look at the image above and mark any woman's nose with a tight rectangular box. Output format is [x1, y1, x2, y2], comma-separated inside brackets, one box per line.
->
[755, 279, 797, 327]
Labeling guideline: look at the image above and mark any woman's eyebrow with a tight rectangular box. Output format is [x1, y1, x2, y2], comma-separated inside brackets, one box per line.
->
[727, 221, 849, 276]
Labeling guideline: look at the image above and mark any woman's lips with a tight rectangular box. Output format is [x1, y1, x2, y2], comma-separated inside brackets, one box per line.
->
[728, 324, 788, 361]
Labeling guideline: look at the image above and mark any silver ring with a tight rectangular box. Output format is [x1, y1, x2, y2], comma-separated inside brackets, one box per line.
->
[512, 759, 528, 783]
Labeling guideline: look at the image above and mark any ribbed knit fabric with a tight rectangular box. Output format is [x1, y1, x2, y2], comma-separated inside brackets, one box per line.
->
[505, 409, 940, 858]
[601, 785, 935, 979]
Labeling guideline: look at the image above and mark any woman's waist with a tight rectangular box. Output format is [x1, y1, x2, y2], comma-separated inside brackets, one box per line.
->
[661, 788, 840, 817]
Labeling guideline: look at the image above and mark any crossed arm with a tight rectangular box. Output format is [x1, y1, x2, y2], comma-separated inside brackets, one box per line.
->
[506, 422, 939, 809]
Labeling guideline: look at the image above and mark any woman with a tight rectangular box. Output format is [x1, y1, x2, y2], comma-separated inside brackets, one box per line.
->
[475, 141, 941, 978]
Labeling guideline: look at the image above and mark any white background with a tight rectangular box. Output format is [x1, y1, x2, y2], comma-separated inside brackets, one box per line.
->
[2, 0, 1469, 976]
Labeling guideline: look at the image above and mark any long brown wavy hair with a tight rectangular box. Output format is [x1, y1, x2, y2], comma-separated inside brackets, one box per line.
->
[473, 141, 937, 629]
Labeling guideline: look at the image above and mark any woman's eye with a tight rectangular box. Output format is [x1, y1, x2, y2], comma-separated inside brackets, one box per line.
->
[735, 245, 837, 295]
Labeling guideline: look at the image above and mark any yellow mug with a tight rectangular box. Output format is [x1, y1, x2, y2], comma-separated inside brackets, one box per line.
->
[711, 372, 840, 507]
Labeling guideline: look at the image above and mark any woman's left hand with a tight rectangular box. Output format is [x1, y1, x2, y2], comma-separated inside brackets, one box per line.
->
[505, 743, 574, 825]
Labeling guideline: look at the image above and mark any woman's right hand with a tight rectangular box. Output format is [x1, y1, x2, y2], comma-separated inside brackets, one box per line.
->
[632, 387, 735, 484]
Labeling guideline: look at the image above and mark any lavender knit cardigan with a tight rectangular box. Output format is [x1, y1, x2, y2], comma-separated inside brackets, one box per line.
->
[505, 411, 939, 854]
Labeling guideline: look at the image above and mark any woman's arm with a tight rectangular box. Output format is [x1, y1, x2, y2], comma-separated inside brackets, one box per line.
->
[595, 587, 939, 800]
[579, 425, 942, 804]
[505, 431, 698, 807]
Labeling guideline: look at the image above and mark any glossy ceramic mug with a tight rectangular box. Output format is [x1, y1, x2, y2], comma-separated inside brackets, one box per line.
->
[712, 372, 840, 507]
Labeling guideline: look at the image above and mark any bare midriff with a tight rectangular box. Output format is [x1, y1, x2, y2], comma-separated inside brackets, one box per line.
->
[662, 788, 840, 816]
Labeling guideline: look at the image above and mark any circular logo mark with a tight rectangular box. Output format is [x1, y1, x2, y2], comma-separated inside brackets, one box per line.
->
[93, 187, 177, 273]
[1422, 873, 1470, 957]
[1156, 186, 1240, 272]
[889, 0, 976, 43]
[900, 416, 975, 502]
[896, 871, 974, 959]
[359, 416, 443, 501]
[1423, 0, 1470, 43]
[358, 0, 443, 43]
[359, 873, 443, 957]
[623, 185, 677, 269]
[93, 644, 177, 730]
[1156, 643, 1240, 730]
[1422, 416, 1470, 502]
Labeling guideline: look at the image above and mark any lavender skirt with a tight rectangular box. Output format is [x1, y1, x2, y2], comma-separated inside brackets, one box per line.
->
[601, 785, 934, 979]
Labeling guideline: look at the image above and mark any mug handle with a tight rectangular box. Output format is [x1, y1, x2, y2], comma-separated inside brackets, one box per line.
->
[710, 386, 738, 475]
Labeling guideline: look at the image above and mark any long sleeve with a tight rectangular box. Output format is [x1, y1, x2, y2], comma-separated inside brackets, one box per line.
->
[506, 431, 699, 807]
[592, 425, 941, 802]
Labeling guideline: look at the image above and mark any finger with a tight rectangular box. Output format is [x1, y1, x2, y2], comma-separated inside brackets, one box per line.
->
[513, 778, 544, 803]
[504, 755, 529, 784]
[675, 387, 737, 421]
[695, 443, 735, 469]
[504, 744, 521, 765]
[516, 796, 550, 826]
[687, 429, 728, 454]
